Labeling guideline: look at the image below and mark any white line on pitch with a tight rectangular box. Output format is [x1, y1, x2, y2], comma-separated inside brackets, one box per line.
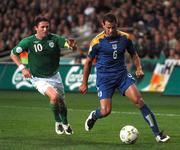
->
[1, 106, 180, 117]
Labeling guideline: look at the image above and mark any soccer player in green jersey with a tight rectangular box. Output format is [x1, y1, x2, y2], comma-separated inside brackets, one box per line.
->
[10, 16, 76, 135]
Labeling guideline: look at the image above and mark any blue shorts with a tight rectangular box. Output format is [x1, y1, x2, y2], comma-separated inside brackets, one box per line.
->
[96, 73, 135, 100]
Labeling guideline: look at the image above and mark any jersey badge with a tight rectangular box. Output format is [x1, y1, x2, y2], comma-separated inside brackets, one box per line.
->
[112, 44, 117, 50]
[48, 41, 54, 48]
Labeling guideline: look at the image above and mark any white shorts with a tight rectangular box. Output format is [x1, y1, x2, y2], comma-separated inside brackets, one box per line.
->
[31, 72, 65, 99]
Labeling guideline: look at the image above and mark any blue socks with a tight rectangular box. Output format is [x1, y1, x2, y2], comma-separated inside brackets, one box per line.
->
[92, 109, 102, 120]
[140, 104, 160, 136]
[93, 104, 160, 136]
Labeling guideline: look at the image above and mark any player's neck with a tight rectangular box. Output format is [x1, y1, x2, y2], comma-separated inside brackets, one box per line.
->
[104, 31, 118, 37]
[35, 34, 47, 40]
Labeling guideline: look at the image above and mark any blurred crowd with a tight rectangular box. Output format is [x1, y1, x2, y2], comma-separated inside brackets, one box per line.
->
[0, 0, 179, 61]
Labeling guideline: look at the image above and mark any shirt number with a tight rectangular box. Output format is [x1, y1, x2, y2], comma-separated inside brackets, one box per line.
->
[113, 50, 117, 59]
[34, 44, 43, 52]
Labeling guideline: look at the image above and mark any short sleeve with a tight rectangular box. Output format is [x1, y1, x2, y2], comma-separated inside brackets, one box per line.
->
[127, 39, 136, 56]
[11, 38, 29, 56]
[56, 35, 67, 48]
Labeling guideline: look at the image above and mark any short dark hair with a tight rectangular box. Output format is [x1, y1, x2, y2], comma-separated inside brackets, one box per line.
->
[34, 15, 49, 26]
[102, 13, 117, 24]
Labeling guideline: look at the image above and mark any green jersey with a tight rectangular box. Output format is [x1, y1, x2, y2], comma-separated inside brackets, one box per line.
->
[12, 33, 68, 77]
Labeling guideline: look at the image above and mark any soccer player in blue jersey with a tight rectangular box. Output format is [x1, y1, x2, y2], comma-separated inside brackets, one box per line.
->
[79, 13, 170, 142]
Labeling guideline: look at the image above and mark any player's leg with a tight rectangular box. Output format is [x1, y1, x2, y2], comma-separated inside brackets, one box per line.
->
[119, 73, 160, 136]
[85, 98, 112, 131]
[57, 97, 74, 135]
[45, 86, 65, 134]
[48, 73, 73, 135]
[85, 84, 114, 131]
[124, 84, 160, 134]
[31, 73, 73, 135]
[31, 78, 64, 135]
[45, 85, 73, 135]
[124, 84, 170, 142]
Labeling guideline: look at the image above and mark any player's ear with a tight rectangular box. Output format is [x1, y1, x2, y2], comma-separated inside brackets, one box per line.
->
[101, 22, 105, 28]
[34, 26, 37, 31]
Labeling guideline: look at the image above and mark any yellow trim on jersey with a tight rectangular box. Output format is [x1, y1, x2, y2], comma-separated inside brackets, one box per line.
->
[117, 30, 133, 40]
[90, 31, 106, 47]
[90, 30, 133, 48]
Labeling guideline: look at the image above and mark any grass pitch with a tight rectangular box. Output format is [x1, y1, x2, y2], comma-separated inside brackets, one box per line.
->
[0, 91, 179, 150]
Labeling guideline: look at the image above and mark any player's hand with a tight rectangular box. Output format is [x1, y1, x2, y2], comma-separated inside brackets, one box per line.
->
[135, 68, 144, 79]
[22, 68, 32, 78]
[79, 83, 88, 94]
[67, 38, 77, 51]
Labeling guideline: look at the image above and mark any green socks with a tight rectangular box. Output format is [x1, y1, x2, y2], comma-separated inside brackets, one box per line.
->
[50, 102, 68, 125]
[59, 105, 68, 125]
[49, 103, 62, 122]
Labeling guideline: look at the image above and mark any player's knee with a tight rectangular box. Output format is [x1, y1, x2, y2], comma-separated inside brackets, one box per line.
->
[134, 97, 144, 108]
[49, 93, 59, 104]
[100, 108, 111, 117]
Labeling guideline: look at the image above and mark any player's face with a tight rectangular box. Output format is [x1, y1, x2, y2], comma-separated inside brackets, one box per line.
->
[35, 21, 49, 39]
[102, 21, 117, 37]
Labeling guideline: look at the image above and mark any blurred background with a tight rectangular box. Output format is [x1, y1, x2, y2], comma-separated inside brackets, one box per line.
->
[0, 0, 179, 61]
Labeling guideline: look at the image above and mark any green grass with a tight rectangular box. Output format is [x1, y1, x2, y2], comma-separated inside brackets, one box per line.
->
[0, 91, 180, 150]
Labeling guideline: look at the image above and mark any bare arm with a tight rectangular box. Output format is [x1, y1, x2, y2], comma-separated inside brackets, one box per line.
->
[67, 38, 77, 51]
[131, 52, 144, 78]
[79, 57, 93, 94]
[10, 53, 31, 78]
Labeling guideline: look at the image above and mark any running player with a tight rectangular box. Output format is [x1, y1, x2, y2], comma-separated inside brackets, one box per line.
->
[10, 15, 76, 135]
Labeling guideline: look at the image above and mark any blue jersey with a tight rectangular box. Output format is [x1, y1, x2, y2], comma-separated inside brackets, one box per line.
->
[88, 31, 136, 98]
[88, 30, 136, 76]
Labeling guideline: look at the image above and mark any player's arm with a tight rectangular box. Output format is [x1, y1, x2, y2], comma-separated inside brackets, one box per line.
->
[126, 37, 144, 79]
[79, 38, 98, 94]
[10, 53, 31, 78]
[131, 52, 144, 78]
[79, 57, 93, 94]
[10, 41, 31, 78]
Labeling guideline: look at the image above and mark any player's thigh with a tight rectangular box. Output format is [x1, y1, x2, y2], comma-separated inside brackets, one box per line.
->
[48, 74, 65, 100]
[32, 79, 52, 96]
[125, 84, 144, 107]
[125, 84, 141, 101]
[97, 83, 115, 100]
[117, 73, 135, 96]
[31, 73, 65, 100]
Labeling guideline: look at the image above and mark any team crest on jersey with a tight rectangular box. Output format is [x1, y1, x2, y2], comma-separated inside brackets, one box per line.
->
[112, 44, 117, 50]
[48, 41, 54, 48]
